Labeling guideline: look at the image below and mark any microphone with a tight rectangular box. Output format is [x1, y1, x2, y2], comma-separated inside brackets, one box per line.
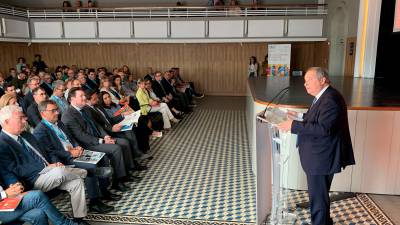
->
[260, 86, 290, 118]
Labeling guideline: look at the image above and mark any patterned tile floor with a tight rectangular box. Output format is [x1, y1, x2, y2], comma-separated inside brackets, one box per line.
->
[52, 96, 395, 225]
[53, 96, 257, 225]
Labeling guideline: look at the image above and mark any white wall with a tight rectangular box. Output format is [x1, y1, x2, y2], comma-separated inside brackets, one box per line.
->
[326, 0, 360, 76]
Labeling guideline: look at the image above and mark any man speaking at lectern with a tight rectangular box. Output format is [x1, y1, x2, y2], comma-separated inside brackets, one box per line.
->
[277, 67, 355, 225]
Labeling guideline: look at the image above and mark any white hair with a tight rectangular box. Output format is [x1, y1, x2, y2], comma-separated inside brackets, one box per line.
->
[0, 105, 23, 126]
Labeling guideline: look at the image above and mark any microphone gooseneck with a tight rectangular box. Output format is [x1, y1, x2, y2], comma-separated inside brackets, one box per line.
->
[260, 86, 290, 118]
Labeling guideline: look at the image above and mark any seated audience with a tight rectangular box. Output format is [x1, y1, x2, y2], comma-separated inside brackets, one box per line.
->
[11, 71, 27, 94]
[0, 180, 78, 225]
[23, 76, 40, 111]
[3, 83, 25, 108]
[77, 72, 93, 91]
[161, 71, 191, 113]
[26, 87, 47, 128]
[6, 68, 17, 83]
[0, 105, 89, 224]
[33, 100, 117, 213]
[86, 69, 99, 90]
[50, 81, 69, 114]
[40, 73, 54, 96]
[136, 79, 179, 130]
[100, 78, 128, 105]
[61, 87, 130, 192]
[152, 72, 184, 117]
[65, 79, 81, 101]
[88, 91, 150, 170]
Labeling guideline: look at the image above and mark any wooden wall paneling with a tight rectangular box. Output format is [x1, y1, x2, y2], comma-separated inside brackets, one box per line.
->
[314, 41, 329, 69]
[361, 111, 395, 194]
[390, 112, 400, 194]
[0, 42, 327, 96]
[351, 110, 367, 192]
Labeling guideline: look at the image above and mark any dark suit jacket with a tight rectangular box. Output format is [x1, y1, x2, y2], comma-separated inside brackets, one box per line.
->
[291, 86, 355, 175]
[23, 92, 34, 112]
[40, 82, 53, 97]
[61, 106, 107, 149]
[83, 105, 124, 135]
[86, 79, 99, 90]
[160, 78, 175, 96]
[81, 83, 94, 92]
[33, 121, 79, 165]
[0, 131, 52, 188]
[26, 103, 41, 128]
[152, 80, 167, 99]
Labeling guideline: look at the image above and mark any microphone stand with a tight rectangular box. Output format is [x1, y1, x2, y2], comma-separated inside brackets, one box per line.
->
[261, 87, 290, 119]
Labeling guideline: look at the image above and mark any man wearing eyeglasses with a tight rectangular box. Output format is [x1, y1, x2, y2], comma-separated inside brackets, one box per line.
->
[26, 87, 47, 128]
[50, 81, 69, 114]
[34, 100, 118, 214]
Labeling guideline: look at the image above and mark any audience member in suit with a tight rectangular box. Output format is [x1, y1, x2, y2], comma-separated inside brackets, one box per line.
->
[86, 69, 99, 90]
[26, 87, 48, 128]
[4, 83, 25, 108]
[161, 71, 191, 113]
[170, 68, 194, 104]
[50, 81, 69, 114]
[143, 67, 154, 81]
[277, 67, 355, 225]
[95, 91, 152, 165]
[5, 68, 17, 83]
[11, 71, 27, 95]
[61, 87, 130, 191]
[40, 73, 53, 97]
[33, 100, 117, 213]
[152, 72, 183, 117]
[77, 72, 94, 91]
[0, 105, 89, 224]
[22, 77, 40, 112]
[65, 79, 81, 101]
[0, 180, 79, 225]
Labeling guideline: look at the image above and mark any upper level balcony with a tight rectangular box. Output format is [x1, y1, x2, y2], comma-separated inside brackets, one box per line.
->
[0, 3, 327, 43]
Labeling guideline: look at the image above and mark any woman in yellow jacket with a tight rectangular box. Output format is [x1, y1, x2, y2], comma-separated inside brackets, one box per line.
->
[136, 78, 179, 130]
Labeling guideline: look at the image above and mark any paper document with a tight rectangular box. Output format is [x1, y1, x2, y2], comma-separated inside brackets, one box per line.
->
[73, 150, 105, 164]
[118, 110, 141, 131]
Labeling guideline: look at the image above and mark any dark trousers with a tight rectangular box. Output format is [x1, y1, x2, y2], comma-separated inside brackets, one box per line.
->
[74, 158, 110, 199]
[89, 144, 126, 179]
[306, 174, 334, 225]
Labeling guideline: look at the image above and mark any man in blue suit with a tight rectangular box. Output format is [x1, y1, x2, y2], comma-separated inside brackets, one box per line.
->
[33, 100, 119, 214]
[0, 105, 89, 225]
[277, 67, 355, 225]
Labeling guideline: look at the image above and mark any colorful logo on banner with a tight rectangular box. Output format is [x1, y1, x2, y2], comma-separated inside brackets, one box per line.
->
[267, 44, 291, 76]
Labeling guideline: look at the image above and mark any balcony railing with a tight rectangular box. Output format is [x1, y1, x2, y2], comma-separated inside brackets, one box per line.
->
[0, 3, 327, 19]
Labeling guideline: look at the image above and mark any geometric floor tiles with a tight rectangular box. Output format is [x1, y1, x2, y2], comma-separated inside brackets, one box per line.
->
[53, 96, 257, 225]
